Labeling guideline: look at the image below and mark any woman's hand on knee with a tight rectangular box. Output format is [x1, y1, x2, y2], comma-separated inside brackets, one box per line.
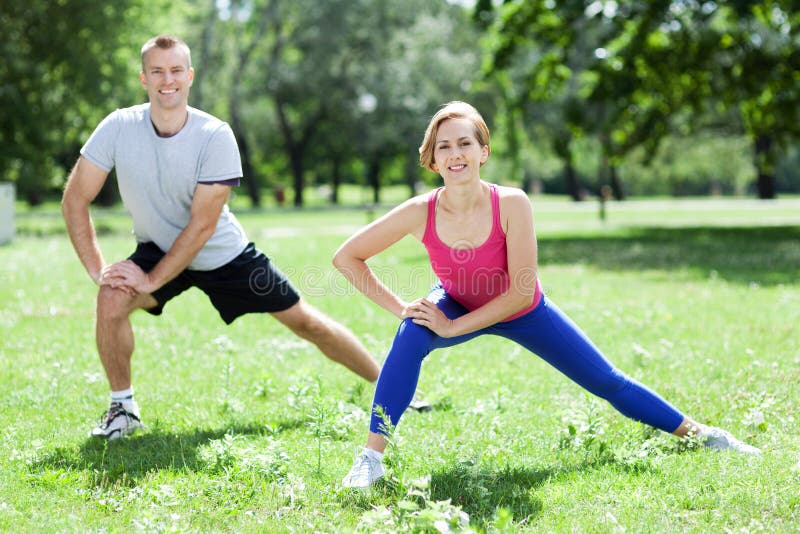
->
[405, 298, 455, 337]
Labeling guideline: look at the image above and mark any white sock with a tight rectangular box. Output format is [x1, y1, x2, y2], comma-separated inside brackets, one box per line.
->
[364, 448, 384, 462]
[111, 387, 139, 416]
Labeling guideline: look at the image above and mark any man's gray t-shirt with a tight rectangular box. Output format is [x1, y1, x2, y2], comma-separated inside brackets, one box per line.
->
[81, 103, 249, 270]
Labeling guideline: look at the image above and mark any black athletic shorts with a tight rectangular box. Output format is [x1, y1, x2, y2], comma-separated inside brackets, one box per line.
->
[128, 242, 301, 324]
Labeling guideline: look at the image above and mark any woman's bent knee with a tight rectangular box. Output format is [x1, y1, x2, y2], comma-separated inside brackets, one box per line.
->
[395, 319, 435, 346]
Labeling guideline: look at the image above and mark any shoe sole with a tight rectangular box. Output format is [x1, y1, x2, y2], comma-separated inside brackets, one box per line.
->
[342, 476, 383, 489]
[409, 401, 432, 412]
[91, 422, 143, 440]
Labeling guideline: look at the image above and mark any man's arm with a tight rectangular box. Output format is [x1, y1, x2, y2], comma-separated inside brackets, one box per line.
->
[61, 157, 111, 284]
[104, 183, 232, 294]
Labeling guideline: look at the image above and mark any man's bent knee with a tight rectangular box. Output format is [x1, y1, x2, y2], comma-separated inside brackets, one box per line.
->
[97, 285, 156, 320]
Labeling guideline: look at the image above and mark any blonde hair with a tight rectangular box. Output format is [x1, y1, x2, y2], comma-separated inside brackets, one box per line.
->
[418, 101, 490, 172]
[141, 35, 192, 71]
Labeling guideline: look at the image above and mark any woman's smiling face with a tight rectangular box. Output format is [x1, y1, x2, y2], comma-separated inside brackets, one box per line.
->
[432, 118, 489, 181]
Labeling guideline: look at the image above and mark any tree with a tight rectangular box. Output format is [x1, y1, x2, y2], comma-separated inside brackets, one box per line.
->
[0, 1, 157, 204]
[229, 0, 481, 206]
[713, 1, 800, 198]
[482, 0, 800, 199]
[242, 0, 361, 207]
[484, 1, 713, 200]
[347, 0, 482, 202]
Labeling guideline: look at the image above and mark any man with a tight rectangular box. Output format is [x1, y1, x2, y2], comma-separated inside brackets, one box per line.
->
[62, 35, 385, 440]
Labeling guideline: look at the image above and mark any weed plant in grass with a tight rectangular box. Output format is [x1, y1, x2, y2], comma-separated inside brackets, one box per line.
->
[1, 200, 799, 532]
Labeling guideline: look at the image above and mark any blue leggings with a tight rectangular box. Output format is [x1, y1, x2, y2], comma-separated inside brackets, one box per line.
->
[370, 286, 685, 435]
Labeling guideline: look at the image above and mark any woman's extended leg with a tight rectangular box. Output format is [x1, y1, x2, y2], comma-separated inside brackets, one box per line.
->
[495, 296, 687, 433]
[496, 296, 760, 453]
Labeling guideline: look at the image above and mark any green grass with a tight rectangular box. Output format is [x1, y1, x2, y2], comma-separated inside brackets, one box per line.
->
[1, 198, 799, 532]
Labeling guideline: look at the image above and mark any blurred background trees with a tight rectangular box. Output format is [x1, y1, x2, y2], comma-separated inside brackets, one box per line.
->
[1, 0, 798, 206]
[482, 0, 799, 200]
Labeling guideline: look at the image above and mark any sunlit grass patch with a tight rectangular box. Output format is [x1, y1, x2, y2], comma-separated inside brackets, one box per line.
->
[1, 200, 798, 531]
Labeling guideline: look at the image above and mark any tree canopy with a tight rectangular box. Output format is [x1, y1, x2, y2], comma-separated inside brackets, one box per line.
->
[1, 0, 798, 205]
[482, 0, 800, 199]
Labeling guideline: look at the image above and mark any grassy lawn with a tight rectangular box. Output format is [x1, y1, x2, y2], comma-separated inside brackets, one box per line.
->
[1, 197, 799, 532]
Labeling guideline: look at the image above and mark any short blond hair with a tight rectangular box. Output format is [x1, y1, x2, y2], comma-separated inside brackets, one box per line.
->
[141, 35, 192, 70]
[418, 101, 490, 172]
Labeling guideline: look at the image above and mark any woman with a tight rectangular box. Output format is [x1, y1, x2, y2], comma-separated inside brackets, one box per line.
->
[334, 102, 760, 489]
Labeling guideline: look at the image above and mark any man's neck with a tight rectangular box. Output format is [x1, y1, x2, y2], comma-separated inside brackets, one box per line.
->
[150, 106, 189, 138]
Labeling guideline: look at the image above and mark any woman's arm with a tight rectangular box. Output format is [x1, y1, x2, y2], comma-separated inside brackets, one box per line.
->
[333, 196, 428, 319]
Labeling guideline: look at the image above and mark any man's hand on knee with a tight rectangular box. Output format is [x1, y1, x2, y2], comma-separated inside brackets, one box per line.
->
[100, 260, 151, 295]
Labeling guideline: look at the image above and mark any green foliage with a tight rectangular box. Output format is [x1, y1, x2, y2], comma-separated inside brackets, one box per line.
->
[483, 0, 800, 199]
[0, 0, 181, 204]
[3, 1, 800, 206]
[186, 0, 482, 207]
[621, 133, 756, 196]
[357, 476, 474, 533]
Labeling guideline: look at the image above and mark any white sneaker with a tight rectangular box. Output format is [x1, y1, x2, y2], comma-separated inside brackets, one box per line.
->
[409, 395, 432, 412]
[90, 402, 143, 440]
[698, 426, 761, 455]
[342, 448, 384, 488]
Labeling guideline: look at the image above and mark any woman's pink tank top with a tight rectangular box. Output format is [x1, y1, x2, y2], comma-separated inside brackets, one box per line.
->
[421, 183, 541, 322]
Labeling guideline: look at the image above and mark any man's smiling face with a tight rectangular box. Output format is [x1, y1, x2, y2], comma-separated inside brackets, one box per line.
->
[140, 46, 194, 112]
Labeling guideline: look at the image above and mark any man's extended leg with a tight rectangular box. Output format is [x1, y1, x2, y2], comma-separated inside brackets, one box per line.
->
[271, 299, 380, 382]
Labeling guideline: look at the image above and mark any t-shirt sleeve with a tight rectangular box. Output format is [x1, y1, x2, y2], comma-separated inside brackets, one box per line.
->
[80, 110, 120, 172]
[199, 123, 243, 183]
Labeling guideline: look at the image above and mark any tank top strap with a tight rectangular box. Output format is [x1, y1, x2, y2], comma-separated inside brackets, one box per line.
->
[423, 187, 443, 243]
[489, 183, 503, 236]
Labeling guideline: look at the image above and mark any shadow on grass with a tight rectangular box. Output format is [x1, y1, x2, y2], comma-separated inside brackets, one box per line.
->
[340, 453, 660, 527]
[430, 464, 549, 525]
[29, 417, 307, 486]
[427, 456, 657, 527]
[536, 225, 800, 286]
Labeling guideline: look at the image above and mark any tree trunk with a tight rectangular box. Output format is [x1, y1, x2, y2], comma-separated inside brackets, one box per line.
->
[226, 0, 273, 208]
[331, 157, 341, 205]
[229, 112, 260, 207]
[757, 170, 775, 199]
[192, 0, 217, 110]
[290, 147, 304, 207]
[609, 164, 624, 200]
[273, 94, 326, 209]
[565, 160, 581, 201]
[367, 157, 381, 204]
[599, 133, 624, 200]
[237, 129, 261, 207]
[274, 98, 305, 207]
[95, 171, 119, 207]
[754, 133, 776, 199]
[554, 132, 581, 201]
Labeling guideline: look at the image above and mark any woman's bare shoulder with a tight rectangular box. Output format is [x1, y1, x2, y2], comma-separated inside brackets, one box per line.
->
[495, 185, 532, 211]
[393, 191, 431, 216]
[494, 184, 529, 200]
[378, 191, 432, 239]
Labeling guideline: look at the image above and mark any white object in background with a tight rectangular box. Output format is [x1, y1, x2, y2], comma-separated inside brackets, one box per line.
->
[0, 183, 15, 245]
